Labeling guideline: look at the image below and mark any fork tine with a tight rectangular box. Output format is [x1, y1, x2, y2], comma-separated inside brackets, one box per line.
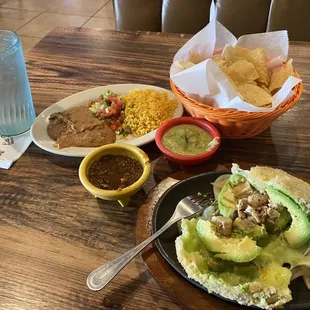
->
[191, 197, 209, 206]
[188, 192, 213, 200]
[188, 194, 198, 200]
[189, 193, 214, 205]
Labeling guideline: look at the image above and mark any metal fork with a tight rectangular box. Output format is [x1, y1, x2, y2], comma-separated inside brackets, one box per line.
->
[87, 194, 213, 291]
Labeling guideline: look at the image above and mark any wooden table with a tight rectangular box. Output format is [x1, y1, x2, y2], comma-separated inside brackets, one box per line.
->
[1, 27, 310, 310]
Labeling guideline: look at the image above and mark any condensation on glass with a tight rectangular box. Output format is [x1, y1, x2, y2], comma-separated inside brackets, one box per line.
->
[0, 30, 36, 136]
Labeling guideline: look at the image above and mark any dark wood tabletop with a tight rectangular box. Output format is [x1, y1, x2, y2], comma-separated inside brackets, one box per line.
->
[0, 27, 310, 310]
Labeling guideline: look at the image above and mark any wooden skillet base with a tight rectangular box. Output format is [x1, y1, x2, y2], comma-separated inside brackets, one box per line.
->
[136, 163, 252, 310]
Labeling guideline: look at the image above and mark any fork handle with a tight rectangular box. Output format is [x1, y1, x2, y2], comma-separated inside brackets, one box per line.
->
[87, 216, 180, 291]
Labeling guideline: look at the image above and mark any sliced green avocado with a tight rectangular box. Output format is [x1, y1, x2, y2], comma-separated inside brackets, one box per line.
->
[266, 186, 310, 248]
[196, 219, 262, 263]
[178, 219, 227, 272]
[232, 218, 268, 241]
[218, 179, 237, 218]
[230, 174, 246, 185]
[218, 174, 252, 218]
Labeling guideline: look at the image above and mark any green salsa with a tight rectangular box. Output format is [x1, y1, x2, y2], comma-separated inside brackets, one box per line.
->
[162, 124, 215, 155]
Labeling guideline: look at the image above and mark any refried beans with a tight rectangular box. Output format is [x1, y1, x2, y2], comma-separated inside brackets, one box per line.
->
[47, 106, 116, 149]
[87, 154, 143, 190]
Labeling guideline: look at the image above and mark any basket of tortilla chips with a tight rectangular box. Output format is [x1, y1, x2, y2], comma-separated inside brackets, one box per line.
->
[170, 21, 303, 139]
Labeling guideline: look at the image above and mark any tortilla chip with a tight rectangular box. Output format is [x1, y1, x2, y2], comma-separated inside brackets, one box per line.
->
[188, 51, 204, 64]
[259, 103, 272, 108]
[247, 80, 257, 86]
[269, 59, 294, 95]
[238, 84, 272, 107]
[221, 45, 236, 65]
[245, 48, 271, 86]
[220, 64, 230, 74]
[225, 68, 247, 87]
[257, 82, 271, 94]
[234, 46, 252, 58]
[224, 73, 239, 91]
[228, 60, 259, 81]
[212, 54, 226, 67]
[222, 64, 258, 88]
[174, 60, 195, 70]
[232, 55, 244, 63]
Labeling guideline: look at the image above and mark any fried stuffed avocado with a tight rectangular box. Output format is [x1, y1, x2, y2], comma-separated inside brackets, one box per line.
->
[176, 164, 310, 309]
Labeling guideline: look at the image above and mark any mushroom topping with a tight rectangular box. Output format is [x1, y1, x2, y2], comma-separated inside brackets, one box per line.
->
[248, 215, 260, 224]
[211, 216, 233, 236]
[244, 206, 261, 224]
[235, 191, 283, 226]
[267, 208, 280, 219]
[237, 198, 248, 210]
[257, 206, 268, 223]
[247, 193, 269, 209]
[237, 209, 246, 219]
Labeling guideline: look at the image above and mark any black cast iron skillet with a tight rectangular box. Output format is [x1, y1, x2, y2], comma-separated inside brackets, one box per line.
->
[152, 171, 310, 309]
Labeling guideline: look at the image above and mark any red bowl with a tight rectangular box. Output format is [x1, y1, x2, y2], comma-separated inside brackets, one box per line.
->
[155, 117, 221, 165]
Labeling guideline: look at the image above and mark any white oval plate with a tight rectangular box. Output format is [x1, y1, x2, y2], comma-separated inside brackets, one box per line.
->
[31, 84, 184, 157]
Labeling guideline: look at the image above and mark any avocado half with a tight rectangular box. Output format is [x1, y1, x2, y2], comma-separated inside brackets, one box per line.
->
[266, 187, 310, 248]
[218, 180, 237, 218]
[218, 174, 253, 219]
[229, 164, 310, 249]
[232, 164, 310, 218]
[196, 219, 262, 263]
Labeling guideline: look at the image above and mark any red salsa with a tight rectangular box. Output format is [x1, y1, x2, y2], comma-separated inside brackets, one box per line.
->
[87, 154, 143, 190]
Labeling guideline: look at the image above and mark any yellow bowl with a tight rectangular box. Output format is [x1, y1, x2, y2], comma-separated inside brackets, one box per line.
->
[79, 143, 151, 207]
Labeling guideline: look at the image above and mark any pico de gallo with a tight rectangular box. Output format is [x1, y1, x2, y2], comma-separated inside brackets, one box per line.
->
[87, 90, 126, 132]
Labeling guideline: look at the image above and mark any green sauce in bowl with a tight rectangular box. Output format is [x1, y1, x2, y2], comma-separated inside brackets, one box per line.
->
[162, 124, 215, 156]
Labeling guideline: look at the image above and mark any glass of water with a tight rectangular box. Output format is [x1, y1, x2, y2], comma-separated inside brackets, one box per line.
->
[0, 30, 36, 137]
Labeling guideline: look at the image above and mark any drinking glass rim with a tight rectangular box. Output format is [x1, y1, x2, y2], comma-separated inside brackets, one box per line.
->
[0, 29, 20, 54]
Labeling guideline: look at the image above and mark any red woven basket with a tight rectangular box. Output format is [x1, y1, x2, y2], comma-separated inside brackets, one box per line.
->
[170, 71, 303, 139]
